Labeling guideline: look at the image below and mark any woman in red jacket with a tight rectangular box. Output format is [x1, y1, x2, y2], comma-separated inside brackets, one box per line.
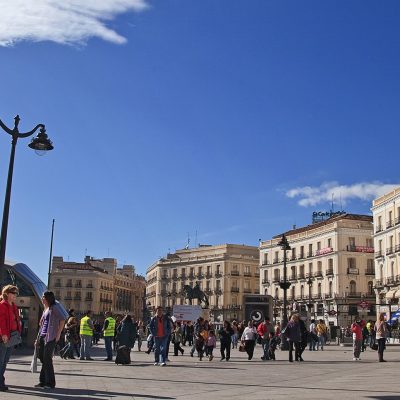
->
[0, 285, 21, 392]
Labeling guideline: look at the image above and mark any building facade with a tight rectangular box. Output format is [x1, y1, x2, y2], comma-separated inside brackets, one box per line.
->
[259, 214, 375, 328]
[146, 244, 260, 322]
[49, 256, 146, 318]
[372, 186, 400, 319]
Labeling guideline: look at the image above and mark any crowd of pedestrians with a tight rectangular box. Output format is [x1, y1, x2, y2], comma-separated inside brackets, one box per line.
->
[0, 287, 397, 392]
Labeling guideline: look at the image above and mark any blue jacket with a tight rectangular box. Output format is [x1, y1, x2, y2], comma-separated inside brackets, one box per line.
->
[149, 315, 171, 338]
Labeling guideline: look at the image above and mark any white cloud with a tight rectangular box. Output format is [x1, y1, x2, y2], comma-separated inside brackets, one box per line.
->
[286, 181, 400, 207]
[0, 0, 148, 46]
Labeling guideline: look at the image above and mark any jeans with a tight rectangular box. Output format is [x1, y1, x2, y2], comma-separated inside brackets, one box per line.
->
[244, 340, 256, 360]
[0, 344, 13, 387]
[289, 340, 301, 362]
[317, 335, 325, 350]
[377, 338, 386, 359]
[231, 334, 238, 349]
[39, 338, 56, 388]
[154, 336, 168, 363]
[220, 341, 231, 360]
[104, 336, 113, 360]
[353, 339, 362, 359]
[261, 338, 270, 360]
[80, 335, 92, 359]
[309, 334, 317, 350]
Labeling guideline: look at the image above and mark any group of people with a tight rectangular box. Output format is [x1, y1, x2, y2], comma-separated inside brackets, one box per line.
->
[0, 287, 394, 392]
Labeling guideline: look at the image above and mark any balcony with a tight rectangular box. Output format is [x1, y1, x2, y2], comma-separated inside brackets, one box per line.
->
[386, 220, 394, 229]
[66, 283, 72, 288]
[307, 252, 313, 258]
[172, 275, 179, 281]
[228, 304, 242, 310]
[74, 296, 81, 301]
[298, 273, 306, 280]
[75, 284, 82, 288]
[272, 277, 280, 283]
[386, 276, 395, 286]
[215, 272, 222, 278]
[346, 245, 374, 253]
[347, 267, 359, 275]
[326, 268, 334, 276]
[314, 271, 323, 278]
[305, 272, 313, 279]
[374, 279, 383, 288]
[84, 297, 93, 302]
[396, 216, 400, 226]
[386, 247, 394, 256]
[365, 269, 375, 275]
[273, 258, 279, 264]
[375, 250, 383, 258]
[346, 292, 362, 298]
[375, 225, 383, 233]
[64, 296, 72, 300]
[204, 289, 213, 295]
[214, 288, 222, 295]
[188, 274, 195, 280]
[243, 288, 252, 293]
[254, 272, 260, 277]
[231, 287, 240, 293]
[290, 255, 297, 261]
[298, 253, 305, 260]
[396, 244, 400, 253]
[205, 273, 213, 279]
[244, 272, 252, 277]
[54, 283, 61, 288]
[196, 273, 204, 279]
[231, 270, 240, 276]
[289, 274, 297, 282]
[86, 284, 93, 288]
[262, 279, 269, 285]
[161, 276, 168, 281]
[180, 275, 187, 280]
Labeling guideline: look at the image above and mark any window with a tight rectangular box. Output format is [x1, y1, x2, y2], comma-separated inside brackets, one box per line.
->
[274, 269, 280, 281]
[291, 286, 295, 298]
[317, 261, 322, 272]
[366, 238, 373, 248]
[367, 281, 373, 296]
[328, 238, 332, 248]
[367, 259, 374, 269]
[264, 270, 268, 280]
[216, 280, 221, 290]
[348, 258, 356, 268]
[329, 282, 333, 297]
[328, 259, 333, 268]
[300, 285, 304, 298]
[349, 280, 356, 294]
[216, 265, 220, 274]
[317, 242, 321, 250]
[244, 280, 250, 289]
[300, 265, 305, 276]
[318, 283, 322, 297]
[349, 237, 355, 246]
[291, 248, 296, 259]
[263, 253, 268, 265]
[232, 297, 237, 306]
[308, 263, 313, 274]
[274, 251, 279, 262]
[300, 246, 304, 258]
[244, 265, 251, 275]
[390, 261, 395, 278]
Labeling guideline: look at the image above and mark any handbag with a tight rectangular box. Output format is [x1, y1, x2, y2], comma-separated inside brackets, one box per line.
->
[4, 330, 22, 348]
[238, 343, 245, 352]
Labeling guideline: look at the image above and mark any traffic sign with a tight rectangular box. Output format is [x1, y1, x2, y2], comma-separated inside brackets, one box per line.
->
[358, 300, 370, 309]
[328, 310, 337, 316]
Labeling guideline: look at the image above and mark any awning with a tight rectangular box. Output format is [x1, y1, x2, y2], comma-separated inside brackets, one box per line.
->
[386, 289, 397, 299]
[389, 309, 400, 325]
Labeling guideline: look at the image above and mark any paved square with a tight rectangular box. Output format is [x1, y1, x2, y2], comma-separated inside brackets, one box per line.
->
[2, 343, 399, 399]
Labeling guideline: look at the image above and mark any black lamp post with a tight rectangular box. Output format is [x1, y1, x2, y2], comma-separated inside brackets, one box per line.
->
[307, 277, 314, 319]
[278, 234, 291, 350]
[0, 115, 54, 285]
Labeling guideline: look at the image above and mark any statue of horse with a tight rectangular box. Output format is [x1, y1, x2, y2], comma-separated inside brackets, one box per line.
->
[182, 283, 209, 309]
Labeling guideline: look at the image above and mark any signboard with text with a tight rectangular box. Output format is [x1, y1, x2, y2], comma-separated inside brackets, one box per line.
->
[173, 305, 202, 322]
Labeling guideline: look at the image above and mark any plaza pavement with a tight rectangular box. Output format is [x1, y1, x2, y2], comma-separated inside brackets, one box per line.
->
[2, 341, 400, 400]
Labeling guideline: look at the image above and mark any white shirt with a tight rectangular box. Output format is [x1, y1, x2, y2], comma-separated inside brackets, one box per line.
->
[241, 326, 257, 341]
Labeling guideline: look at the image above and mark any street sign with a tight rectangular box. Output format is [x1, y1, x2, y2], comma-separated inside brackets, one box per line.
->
[173, 305, 202, 322]
[358, 300, 370, 309]
[328, 310, 337, 316]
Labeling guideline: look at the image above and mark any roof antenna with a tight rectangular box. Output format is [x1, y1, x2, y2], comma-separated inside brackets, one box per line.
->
[340, 193, 343, 211]
[331, 193, 335, 213]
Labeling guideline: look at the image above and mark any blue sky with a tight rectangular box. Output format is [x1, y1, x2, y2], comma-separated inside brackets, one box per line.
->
[0, 0, 399, 281]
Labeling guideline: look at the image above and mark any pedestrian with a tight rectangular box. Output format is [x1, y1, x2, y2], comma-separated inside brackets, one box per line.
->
[218, 320, 234, 361]
[79, 310, 94, 360]
[316, 319, 327, 351]
[309, 319, 318, 351]
[0, 285, 22, 392]
[60, 309, 79, 359]
[298, 317, 308, 361]
[186, 322, 194, 346]
[206, 330, 216, 361]
[241, 320, 257, 360]
[231, 321, 238, 349]
[149, 307, 171, 366]
[257, 317, 275, 361]
[117, 315, 137, 350]
[284, 314, 301, 362]
[102, 311, 116, 361]
[137, 320, 143, 351]
[190, 317, 204, 358]
[374, 313, 388, 362]
[35, 291, 66, 389]
[351, 317, 365, 361]
[172, 322, 184, 356]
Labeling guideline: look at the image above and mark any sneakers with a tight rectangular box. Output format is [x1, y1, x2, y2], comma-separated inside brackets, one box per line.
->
[220, 356, 225, 361]
[34, 383, 44, 388]
[352, 357, 357, 361]
[160, 362, 166, 366]
[153, 362, 159, 366]
[209, 355, 213, 361]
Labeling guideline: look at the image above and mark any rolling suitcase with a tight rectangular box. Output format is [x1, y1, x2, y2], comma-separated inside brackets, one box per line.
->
[115, 345, 131, 365]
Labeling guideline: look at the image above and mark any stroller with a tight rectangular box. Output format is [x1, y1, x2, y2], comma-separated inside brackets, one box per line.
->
[268, 336, 281, 360]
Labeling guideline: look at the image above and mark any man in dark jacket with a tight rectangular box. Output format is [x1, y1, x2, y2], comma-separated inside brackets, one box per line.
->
[149, 307, 171, 366]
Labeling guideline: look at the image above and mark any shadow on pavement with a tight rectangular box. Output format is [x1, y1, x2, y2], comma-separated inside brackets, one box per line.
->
[8, 385, 175, 400]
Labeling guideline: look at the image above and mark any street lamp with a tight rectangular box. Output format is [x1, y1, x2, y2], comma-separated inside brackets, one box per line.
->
[307, 277, 314, 319]
[278, 234, 291, 350]
[0, 115, 54, 285]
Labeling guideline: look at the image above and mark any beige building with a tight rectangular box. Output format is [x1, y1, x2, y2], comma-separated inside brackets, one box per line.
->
[372, 186, 400, 320]
[260, 214, 375, 328]
[146, 244, 260, 322]
[49, 256, 145, 318]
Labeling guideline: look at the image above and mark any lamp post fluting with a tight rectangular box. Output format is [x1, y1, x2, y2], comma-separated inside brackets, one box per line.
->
[278, 234, 291, 350]
[0, 115, 54, 285]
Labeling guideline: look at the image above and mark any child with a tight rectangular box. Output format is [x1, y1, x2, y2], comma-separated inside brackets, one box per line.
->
[268, 333, 280, 360]
[206, 330, 217, 361]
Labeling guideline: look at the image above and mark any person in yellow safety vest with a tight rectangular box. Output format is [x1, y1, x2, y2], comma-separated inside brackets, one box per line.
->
[79, 310, 94, 360]
[102, 311, 116, 361]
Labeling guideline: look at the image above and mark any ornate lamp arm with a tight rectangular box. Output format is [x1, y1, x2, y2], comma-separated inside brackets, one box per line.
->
[0, 115, 45, 139]
[18, 124, 45, 139]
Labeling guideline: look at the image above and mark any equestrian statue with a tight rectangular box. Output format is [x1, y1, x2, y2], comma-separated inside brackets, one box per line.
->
[182, 282, 209, 309]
